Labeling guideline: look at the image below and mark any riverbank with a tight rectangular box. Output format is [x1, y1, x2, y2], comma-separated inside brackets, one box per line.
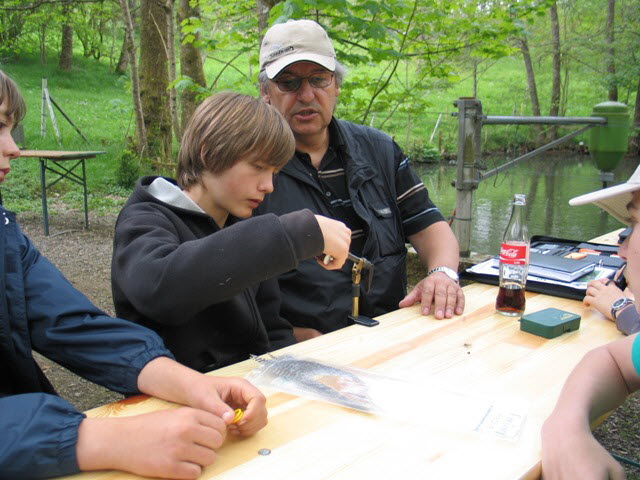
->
[18, 209, 640, 478]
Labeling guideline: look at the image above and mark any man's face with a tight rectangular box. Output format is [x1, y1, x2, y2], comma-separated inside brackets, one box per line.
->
[261, 61, 339, 143]
[619, 190, 640, 298]
[0, 100, 18, 183]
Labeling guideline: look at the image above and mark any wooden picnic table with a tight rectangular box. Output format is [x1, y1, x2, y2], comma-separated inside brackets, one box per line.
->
[55, 272, 626, 479]
[18, 150, 105, 235]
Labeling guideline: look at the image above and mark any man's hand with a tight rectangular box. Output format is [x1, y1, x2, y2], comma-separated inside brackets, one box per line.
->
[399, 272, 464, 319]
[76, 408, 227, 479]
[314, 215, 351, 269]
[584, 278, 628, 321]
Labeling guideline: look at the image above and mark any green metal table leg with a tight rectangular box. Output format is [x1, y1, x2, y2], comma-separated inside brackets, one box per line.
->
[39, 158, 49, 236]
[81, 159, 88, 230]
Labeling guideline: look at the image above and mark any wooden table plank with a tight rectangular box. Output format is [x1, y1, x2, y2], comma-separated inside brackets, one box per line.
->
[19, 150, 105, 160]
[589, 227, 625, 246]
[56, 282, 622, 480]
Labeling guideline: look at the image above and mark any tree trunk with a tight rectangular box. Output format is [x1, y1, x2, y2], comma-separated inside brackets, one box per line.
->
[59, 6, 73, 72]
[606, 0, 618, 101]
[518, 36, 542, 145]
[178, 0, 206, 128]
[115, 37, 129, 75]
[548, 2, 561, 140]
[256, 0, 280, 45]
[165, 0, 181, 142]
[140, 0, 172, 165]
[631, 75, 640, 155]
[519, 37, 540, 117]
[119, 0, 148, 154]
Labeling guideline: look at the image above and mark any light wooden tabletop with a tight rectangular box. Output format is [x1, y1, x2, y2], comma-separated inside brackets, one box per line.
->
[55, 281, 623, 480]
[19, 150, 105, 160]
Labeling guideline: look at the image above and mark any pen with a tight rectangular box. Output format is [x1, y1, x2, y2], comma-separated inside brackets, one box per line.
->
[614, 263, 627, 290]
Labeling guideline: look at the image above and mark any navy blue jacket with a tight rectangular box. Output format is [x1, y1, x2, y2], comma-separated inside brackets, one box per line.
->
[0, 207, 171, 478]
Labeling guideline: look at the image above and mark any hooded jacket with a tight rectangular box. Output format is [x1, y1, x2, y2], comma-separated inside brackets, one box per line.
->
[255, 118, 445, 333]
[111, 177, 324, 372]
[0, 206, 170, 478]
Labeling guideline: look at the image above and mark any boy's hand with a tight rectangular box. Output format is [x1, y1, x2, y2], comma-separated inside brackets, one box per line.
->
[314, 215, 351, 269]
[137, 357, 268, 437]
[187, 376, 268, 437]
[77, 408, 227, 479]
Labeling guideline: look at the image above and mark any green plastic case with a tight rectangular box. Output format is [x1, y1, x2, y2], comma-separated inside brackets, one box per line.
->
[520, 308, 581, 339]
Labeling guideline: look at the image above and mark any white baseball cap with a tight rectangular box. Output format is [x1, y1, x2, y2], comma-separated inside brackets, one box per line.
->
[259, 19, 336, 79]
[569, 163, 640, 225]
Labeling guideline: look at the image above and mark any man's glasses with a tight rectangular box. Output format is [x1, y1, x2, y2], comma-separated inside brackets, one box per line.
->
[273, 72, 334, 93]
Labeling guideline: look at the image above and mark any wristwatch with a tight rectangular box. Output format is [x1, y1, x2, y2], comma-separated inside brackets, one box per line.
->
[611, 297, 635, 320]
[427, 266, 459, 284]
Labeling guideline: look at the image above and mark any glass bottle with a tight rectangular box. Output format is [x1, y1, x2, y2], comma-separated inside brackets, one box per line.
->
[496, 194, 529, 316]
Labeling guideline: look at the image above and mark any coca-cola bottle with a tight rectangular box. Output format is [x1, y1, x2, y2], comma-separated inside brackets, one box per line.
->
[496, 194, 529, 316]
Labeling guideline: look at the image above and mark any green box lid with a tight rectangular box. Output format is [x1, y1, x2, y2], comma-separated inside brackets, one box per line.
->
[520, 308, 581, 339]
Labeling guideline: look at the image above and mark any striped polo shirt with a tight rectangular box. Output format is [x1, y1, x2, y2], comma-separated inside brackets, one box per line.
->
[295, 120, 442, 256]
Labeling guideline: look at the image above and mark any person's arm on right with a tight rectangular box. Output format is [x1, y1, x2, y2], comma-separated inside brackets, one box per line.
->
[541, 333, 640, 479]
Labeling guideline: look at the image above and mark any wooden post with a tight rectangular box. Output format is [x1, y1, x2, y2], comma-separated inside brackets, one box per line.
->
[44, 87, 61, 145]
[452, 98, 482, 257]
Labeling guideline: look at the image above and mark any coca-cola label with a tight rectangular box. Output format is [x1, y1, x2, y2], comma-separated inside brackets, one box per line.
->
[500, 243, 528, 265]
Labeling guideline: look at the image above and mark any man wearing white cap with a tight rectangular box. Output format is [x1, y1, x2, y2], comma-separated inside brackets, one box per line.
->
[255, 19, 464, 339]
[541, 164, 640, 479]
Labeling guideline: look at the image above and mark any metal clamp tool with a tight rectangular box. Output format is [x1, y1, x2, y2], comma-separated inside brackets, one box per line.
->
[347, 253, 379, 327]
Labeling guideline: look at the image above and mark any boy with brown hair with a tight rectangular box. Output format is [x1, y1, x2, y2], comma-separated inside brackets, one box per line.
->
[0, 70, 268, 479]
[111, 92, 351, 373]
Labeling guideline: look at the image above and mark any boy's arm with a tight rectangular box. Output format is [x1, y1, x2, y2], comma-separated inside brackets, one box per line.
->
[76, 358, 267, 479]
[20, 229, 171, 394]
[0, 393, 86, 478]
[541, 333, 640, 479]
[255, 277, 297, 349]
[113, 206, 324, 324]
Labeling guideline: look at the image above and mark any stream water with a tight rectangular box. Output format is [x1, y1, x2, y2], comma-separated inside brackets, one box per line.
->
[414, 153, 640, 256]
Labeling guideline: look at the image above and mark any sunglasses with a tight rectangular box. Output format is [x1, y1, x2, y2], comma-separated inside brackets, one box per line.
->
[273, 72, 334, 93]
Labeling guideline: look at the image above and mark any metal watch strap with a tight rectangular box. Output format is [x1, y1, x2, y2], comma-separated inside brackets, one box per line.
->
[427, 266, 459, 283]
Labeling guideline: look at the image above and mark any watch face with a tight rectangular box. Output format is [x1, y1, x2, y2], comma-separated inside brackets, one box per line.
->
[613, 298, 628, 310]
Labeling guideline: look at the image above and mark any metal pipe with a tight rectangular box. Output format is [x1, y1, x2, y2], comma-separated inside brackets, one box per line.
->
[482, 116, 607, 125]
[480, 124, 595, 180]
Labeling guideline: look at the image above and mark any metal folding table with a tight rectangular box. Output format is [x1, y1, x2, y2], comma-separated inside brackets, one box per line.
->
[18, 150, 105, 235]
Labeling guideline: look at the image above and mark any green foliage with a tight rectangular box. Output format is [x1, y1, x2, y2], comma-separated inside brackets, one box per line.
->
[406, 142, 441, 164]
[115, 149, 141, 189]
[0, 0, 636, 217]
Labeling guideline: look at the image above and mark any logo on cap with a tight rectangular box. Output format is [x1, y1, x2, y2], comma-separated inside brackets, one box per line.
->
[268, 46, 294, 60]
